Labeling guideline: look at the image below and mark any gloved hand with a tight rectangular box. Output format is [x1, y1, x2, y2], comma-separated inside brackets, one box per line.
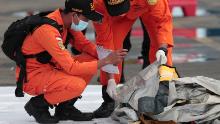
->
[106, 79, 118, 100]
[156, 47, 167, 64]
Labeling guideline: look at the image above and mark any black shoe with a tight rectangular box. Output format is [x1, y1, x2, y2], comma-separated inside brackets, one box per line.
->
[93, 101, 115, 118]
[93, 86, 115, 118]
[54, 97, 93, 121]
[24, 95, 59, 124]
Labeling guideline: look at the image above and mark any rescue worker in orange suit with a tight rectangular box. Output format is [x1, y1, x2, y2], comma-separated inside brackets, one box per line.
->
[17, 0, 128, 123]
[92, 0, 174, 118]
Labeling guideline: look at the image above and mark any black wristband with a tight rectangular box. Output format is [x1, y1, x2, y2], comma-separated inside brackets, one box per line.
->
[158, 47, 168, 56]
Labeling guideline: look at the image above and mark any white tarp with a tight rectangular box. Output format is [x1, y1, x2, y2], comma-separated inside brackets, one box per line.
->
[112, 62, 220, 124]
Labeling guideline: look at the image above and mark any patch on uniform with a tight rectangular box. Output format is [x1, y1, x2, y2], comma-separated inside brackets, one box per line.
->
[56, 36, 65, 50]
[57, 41, 65, 50]
[56, 37, 62, 42]
[147, 0, 157, 5]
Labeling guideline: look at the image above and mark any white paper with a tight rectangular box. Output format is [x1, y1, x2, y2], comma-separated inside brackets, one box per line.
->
[96, 46, 119, 74]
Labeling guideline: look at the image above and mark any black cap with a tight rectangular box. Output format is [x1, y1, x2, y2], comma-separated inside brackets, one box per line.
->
[104, 0, 130, 16]
[65, 0, 103, 22]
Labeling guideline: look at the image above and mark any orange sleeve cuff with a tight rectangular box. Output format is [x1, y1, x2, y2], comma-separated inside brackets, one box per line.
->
[85, 61, 98, 75]
[157, 37, 174, 47]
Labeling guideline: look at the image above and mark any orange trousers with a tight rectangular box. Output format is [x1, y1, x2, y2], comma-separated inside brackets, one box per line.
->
[23, 54, 97, 104]
[99, 17, 173, 85]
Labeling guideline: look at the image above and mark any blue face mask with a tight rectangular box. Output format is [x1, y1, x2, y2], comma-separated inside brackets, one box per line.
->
[71, 15, 88, 31]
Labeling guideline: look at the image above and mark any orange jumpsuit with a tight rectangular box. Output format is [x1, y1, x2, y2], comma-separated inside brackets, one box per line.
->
[94, 0, 174, 85]
[16, 9, 98, 105]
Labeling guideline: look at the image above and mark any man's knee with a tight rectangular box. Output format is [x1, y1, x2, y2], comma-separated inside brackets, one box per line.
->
[66, 77, 87, 96]
[44, 77, 87, 104]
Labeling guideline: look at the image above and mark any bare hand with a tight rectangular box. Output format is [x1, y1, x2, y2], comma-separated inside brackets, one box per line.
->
[105, 49, 128, 65]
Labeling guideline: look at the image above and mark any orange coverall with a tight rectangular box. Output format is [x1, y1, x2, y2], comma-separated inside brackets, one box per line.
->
[94, 0, 173, 85]
[16, 9, 98, 104]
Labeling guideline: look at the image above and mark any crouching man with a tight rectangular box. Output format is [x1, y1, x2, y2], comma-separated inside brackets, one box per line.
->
[16, 0, 127, 123]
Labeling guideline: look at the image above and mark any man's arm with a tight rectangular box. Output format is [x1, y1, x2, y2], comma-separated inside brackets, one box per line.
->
[142, 0, 174, 47]
[93, 5, 119, 82]
[33, 25, 127, 76]
[140, 0, 173, 65]
[93, 0, 115, 50]
[33, 25, 98, 76]
[69, 30, 98, 58]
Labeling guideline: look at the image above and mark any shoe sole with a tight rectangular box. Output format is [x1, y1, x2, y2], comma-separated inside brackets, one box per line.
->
[55, 114, 93, 121]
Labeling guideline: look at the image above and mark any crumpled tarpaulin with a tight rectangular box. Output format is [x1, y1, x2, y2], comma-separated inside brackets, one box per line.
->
[112, 62, 220, 124]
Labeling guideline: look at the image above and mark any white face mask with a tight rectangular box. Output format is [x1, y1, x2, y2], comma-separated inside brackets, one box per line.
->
[71, 15, 88, 31]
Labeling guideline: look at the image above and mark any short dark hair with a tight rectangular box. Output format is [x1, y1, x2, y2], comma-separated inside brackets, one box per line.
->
[63, 8, 70, 14]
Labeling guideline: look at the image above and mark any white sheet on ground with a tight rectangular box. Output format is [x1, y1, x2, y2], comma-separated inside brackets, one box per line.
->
[0, 85, 119, 124]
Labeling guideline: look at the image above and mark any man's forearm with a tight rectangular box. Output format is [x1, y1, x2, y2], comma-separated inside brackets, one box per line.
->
[97, 58, 110, 69]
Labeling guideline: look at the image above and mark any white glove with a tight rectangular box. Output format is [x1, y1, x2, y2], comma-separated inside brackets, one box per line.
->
[156, 49, 167, 64]
[106, 79, 118, 100]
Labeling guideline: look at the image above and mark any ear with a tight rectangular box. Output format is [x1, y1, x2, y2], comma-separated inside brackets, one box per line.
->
[68, 12, 75, 21]
[71, 12, 79, 24]
[71, 12, 76, 17]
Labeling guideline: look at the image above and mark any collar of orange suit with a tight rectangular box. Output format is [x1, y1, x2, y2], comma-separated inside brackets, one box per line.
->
[47, 9, 65, 29]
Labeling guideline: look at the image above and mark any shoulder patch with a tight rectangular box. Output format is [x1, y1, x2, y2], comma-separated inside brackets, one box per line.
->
[55, 36, 65, 50]
[147, 0, 157, 5]
[57, 41, 65, 50]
